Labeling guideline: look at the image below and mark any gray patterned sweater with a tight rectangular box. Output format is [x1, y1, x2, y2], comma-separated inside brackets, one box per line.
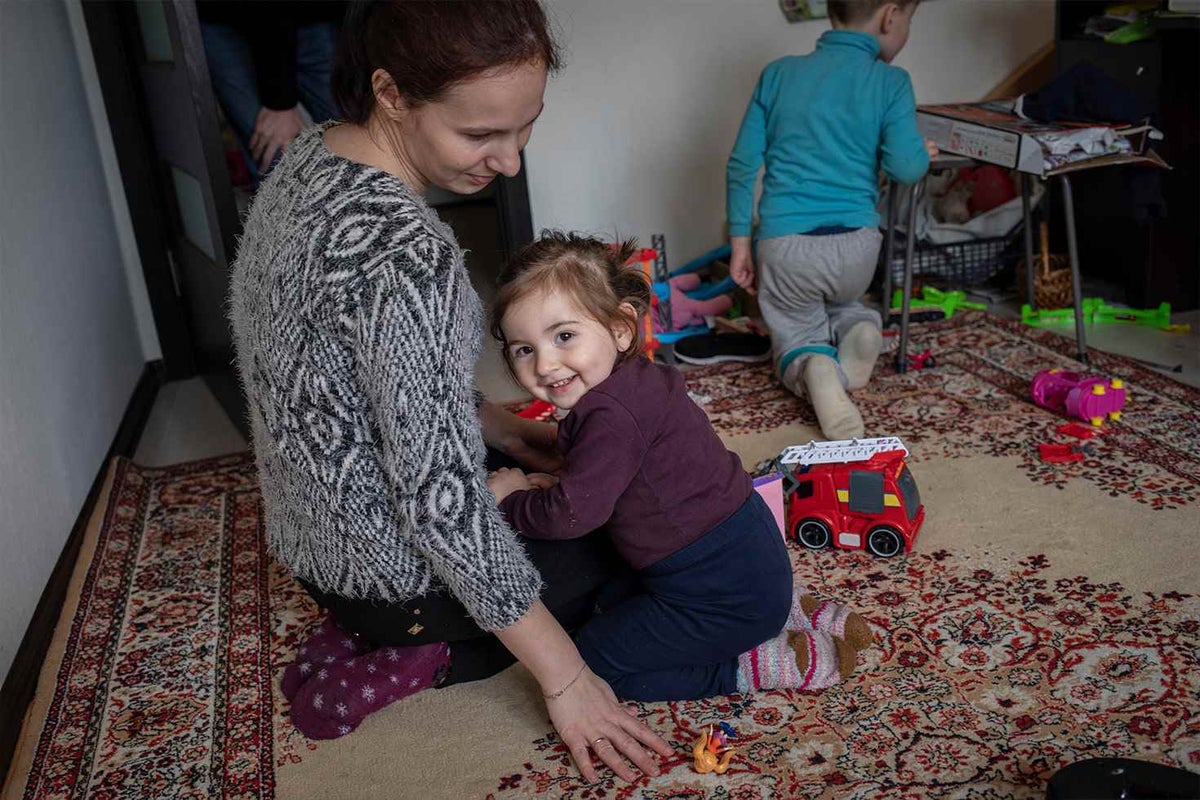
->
[228, 126, 542, 631]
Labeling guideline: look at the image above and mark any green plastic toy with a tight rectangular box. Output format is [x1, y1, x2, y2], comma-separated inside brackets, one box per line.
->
[1105, 15, 1154, 45]
[890, 287, 987, 320]
[1022, 299, 1188, 332]
[1021, 298, 1104, 327]
[1095, 301, 1172, 328]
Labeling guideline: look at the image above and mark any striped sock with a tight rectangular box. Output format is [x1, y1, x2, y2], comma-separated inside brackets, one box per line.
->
[785, 589, 816, 632]
[788, 592, 875, 651]
[736, 631, 801, 693]
[736, 629, 850, 693]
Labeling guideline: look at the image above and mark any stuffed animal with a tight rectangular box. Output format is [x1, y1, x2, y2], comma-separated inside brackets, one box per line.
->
[656, 273, 734, 331]
[932, 170, 974, 224]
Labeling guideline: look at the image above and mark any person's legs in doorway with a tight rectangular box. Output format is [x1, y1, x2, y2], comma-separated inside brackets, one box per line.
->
[294, 22, 339, 124]
[199, 22, 262, 186]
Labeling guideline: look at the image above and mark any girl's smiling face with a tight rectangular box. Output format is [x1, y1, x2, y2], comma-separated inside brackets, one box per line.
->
[500, 288, 634, 410]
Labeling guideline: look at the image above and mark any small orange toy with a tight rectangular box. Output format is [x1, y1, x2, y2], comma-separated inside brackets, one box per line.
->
[692, 724, 736, 775]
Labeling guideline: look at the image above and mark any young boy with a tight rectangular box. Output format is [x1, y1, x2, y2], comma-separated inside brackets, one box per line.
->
[726, 0, 935, 440]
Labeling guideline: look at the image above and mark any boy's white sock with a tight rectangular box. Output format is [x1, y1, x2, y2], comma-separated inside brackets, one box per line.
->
[838, 321, 882, 391]
[803, 356, 865, 440]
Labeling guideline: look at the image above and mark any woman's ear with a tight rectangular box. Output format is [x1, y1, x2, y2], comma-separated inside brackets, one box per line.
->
[612, 302, 638, 353]
[371, 68, 405, 120]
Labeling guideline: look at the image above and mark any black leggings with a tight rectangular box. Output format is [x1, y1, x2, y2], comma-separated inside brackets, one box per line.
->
[299, 450, 631, 686]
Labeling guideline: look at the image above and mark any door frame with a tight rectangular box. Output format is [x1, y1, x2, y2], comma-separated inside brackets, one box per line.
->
[82, 0, 195, 380]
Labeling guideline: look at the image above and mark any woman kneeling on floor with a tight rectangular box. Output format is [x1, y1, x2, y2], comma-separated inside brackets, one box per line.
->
[229, 0, 868, 782]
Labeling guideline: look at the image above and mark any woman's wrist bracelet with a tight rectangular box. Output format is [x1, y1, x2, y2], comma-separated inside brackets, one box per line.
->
[543, 663, 587, 701]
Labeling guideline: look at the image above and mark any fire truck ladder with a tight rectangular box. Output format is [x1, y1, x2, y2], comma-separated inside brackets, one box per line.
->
[777, 437, 909, 498]
[779, 437, 908, 470]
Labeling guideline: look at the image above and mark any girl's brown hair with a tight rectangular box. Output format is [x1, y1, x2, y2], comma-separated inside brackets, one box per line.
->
[491, 232, 652, 372]
[333, 0, 560, 123]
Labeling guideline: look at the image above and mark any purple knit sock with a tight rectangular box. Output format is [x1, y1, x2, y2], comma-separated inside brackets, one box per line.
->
[290, 642, 450, 740]
[281, 615, 374, 701]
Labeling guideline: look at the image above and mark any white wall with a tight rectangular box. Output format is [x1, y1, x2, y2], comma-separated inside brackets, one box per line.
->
[0, 1, 147, 680]
[527, 0, 1054, 261]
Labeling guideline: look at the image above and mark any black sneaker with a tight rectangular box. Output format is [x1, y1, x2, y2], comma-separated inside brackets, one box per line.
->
[674, 333, 772, 365]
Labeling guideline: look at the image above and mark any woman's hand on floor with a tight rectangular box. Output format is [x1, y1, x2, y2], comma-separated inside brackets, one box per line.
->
[546, 666, 674, 784]
[496, 602, 673, 784]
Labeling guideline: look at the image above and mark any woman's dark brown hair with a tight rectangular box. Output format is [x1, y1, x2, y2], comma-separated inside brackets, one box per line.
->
[491, 232, 653, 373]
[333, 0, 560, 123]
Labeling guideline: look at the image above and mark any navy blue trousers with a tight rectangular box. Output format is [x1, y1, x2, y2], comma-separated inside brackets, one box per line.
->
[575, 492, 793, 701]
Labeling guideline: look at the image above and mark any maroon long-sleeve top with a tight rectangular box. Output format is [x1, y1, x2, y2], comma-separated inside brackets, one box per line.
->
[500, 357, 752, 570]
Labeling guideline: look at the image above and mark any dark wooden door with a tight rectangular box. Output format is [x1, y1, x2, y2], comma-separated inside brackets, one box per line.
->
[84, 0, 246, 432]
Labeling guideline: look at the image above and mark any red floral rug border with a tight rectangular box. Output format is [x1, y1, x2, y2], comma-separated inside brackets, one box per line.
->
[19, 454, 272, 800]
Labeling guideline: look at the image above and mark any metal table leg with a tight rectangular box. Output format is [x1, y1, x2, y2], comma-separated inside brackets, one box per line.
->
[1021, 173, 1035, 310]
[1059, 174, 1088, 365]
[883, 179, 897, 324]
[895, 181, 921, 373]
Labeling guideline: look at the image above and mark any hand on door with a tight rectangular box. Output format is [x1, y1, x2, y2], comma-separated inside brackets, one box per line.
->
[250, 106, 305, 172]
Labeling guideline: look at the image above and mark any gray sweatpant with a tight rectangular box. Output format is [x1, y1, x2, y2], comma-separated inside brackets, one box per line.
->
[757, 227, 882, 390]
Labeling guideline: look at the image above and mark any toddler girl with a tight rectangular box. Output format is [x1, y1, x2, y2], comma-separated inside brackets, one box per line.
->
[488, 232, 872, 701]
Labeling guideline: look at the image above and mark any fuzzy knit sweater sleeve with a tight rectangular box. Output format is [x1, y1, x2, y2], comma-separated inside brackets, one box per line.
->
[229, 127, 542, 631]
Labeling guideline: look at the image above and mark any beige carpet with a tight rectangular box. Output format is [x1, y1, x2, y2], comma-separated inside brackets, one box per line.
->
[5, 313, 1198, 799]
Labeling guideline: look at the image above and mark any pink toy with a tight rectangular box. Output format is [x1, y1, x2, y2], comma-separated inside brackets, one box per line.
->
[1031, 369, 1127, 427]
[655, 273, 734, 331]
[752, 472, 787, 539]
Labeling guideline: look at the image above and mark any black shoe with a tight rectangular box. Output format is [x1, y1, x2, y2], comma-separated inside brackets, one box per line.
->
[674, 333, 772, 365]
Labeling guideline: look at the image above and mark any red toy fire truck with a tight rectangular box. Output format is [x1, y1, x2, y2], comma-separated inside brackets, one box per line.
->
[777, 437, 924, 558]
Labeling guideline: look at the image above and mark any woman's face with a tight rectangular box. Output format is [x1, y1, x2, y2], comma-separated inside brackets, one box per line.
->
[389, 61, 547, 195]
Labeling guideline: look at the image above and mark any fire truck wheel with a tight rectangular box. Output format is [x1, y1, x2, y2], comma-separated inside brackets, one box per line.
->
[867, 526, 903, 558]
[794, 518, 832, 550]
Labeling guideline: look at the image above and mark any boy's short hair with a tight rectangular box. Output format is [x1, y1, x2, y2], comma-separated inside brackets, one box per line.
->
[827, 0, 917, 26]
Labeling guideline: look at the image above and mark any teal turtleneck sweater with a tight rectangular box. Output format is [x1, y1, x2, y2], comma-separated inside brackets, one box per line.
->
[727, 30, 929, 240]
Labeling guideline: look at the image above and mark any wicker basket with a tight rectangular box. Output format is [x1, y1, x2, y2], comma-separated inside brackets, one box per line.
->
[1019, 222, 1073, 309]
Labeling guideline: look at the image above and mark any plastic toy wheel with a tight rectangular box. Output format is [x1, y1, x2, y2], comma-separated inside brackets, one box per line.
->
[794, 518, 832, 550]
[866, 526, 904, 558]
[925, 356, 936, 368]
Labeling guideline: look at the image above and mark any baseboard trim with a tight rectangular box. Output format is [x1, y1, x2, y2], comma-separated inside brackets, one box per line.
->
[0, 359, 164, 789]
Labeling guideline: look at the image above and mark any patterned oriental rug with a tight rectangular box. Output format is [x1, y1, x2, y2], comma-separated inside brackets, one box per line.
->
[4, 313, 1198, 799]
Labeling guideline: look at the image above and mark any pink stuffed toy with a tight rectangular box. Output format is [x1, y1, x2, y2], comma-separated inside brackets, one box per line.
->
[655, 273, 734, 332]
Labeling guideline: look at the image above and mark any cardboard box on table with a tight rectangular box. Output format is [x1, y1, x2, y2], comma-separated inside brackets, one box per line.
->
[916, 100, 1169, 176]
